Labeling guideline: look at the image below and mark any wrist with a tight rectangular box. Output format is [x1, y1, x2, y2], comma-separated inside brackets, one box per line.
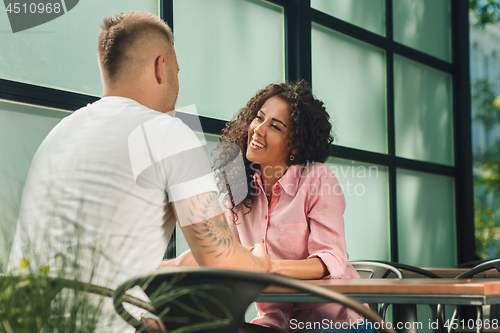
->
[269, 260, 279, 275]
[158, 259, 173, 269]
[257, 254, 273, 274]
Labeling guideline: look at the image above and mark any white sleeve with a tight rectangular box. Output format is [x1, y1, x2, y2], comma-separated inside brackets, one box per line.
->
[128, 114, 218, 201]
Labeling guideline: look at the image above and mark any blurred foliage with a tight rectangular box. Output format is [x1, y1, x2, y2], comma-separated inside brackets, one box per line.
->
[0, 218, 231, 332]
[470, 0, 500, 27]
[472, 79, 500, 259]
[0, 265, 103, 333]
[473, 80, 500, 134]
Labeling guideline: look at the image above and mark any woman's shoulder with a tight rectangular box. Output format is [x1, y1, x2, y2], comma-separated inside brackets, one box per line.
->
[291, 162, 345, 205]
[293, 162, 337, 180]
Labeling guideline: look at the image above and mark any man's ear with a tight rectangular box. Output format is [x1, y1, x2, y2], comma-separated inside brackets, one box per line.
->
[154, 55, 166, 84]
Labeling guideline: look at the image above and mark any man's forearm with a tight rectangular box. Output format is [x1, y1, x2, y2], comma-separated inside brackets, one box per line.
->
[173, 193, 271, 274]
[182, 214, 271, 273]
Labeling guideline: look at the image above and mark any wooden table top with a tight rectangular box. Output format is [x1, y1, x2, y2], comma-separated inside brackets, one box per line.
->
[262, 278, 500, 296]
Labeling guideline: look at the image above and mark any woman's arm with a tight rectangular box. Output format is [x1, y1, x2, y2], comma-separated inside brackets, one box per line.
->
[263, 167, 349, 280]
[270, 257, 328, 280]
[304, 169, 349, 279]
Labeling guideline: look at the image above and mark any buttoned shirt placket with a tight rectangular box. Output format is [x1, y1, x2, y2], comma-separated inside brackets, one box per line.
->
[255, 174, 282, 253]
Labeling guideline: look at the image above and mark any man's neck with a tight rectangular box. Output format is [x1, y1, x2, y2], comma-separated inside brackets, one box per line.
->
[102, 85, 163, 113]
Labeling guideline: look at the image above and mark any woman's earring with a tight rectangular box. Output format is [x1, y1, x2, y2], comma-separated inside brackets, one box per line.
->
[289, 154, 295, 161]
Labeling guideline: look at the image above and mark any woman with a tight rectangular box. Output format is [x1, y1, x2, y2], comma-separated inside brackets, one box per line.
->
[215, 81, 370, 333]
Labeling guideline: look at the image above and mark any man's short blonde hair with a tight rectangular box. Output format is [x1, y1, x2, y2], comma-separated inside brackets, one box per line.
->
[98, 11, 173, 82]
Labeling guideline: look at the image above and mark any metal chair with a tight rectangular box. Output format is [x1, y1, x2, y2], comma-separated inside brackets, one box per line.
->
[356, 260, 447, 333]
[113, 267, 398, 333]
[349, 261, 404, 279]
[456, 259, 490, 268]
[449, 259, 500, 333]
[350, 260, 446, 333]
[455, 259, 500, 278]
[349, 260, 404, 319]
[360, 260, 441, 279]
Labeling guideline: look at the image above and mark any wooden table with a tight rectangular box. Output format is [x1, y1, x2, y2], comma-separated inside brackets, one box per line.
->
[257, 279, 500, 333]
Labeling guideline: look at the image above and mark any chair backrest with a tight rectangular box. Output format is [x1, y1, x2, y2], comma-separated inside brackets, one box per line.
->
[456, 259, 489, 268]
[350, 261, 404, 279]
[357, 260, 441, 279]
[113, 267, 397, 333]
[349, 260, 446, 332]
[456, 259, 500, 279]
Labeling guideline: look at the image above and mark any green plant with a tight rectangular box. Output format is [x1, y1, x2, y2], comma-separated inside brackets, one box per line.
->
[0, 260, 107, 333]
[470, 0, 500, 27]
[0, 201, 231, 333]
[472, 79, 500, 259]
[0, 202, 108, 333]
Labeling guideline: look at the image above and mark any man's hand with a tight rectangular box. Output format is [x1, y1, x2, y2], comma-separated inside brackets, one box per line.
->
[158, 249, 198, 269]
[174, 249, 198, 267]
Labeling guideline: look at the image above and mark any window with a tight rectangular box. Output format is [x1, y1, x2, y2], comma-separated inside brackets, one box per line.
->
[0, 0, 473, 266]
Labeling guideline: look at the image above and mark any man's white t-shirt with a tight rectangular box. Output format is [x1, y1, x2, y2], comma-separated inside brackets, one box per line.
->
[8, 96, 218, 332]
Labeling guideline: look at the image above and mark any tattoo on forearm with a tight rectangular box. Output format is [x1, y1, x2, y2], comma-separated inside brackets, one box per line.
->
[182, 192, 222, 225]
[188, 214, 235, 258]
[180, 192, 235, 258]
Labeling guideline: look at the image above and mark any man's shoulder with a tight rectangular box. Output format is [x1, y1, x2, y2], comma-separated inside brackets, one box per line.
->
[78, 97, 167, 117]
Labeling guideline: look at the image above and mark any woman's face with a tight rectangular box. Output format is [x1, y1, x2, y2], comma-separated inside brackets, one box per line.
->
[246, 96, 291, 171]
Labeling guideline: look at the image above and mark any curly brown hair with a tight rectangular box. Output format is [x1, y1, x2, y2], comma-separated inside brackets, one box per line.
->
[214, 80, 334, 222]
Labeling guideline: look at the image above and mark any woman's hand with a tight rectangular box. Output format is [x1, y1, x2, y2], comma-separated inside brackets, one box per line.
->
[249, 244, 327, 279]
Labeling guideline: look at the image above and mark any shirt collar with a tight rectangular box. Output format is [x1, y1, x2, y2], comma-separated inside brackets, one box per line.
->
[252, 164, 304, 197]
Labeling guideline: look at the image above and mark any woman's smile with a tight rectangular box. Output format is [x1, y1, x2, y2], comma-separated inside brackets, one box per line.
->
[249, 138, 266, 149]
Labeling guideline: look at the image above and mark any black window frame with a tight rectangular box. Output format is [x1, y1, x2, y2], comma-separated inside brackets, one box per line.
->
[0, 0, 473, 263]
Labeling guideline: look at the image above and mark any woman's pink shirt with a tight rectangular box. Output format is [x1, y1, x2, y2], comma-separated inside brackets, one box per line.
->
[226, 163, 362, 333]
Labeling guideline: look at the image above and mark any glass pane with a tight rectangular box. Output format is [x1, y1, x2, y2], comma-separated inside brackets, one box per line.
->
[175, 224, 190, 257]
[394, 56, 454, 165]
[393, 0, 451, 62]
[397, 169, 456, 267]
[326, 158, 390, 261]
[312, 24, 387, 153]
[0, 1, 158, 96]
[174, 0, 285, 120]
[0, 100, 69, 268]
[311, 0, 385, 36]
[175, 133, 220, 258]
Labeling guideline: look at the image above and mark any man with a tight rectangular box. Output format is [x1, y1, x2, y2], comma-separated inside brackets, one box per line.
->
[8, 11, 270, 332]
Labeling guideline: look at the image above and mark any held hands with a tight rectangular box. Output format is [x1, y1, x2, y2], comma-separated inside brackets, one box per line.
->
[248, 244, 327, 278]
[157, 244, 272, 274]
[249, 243, 273, 274]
